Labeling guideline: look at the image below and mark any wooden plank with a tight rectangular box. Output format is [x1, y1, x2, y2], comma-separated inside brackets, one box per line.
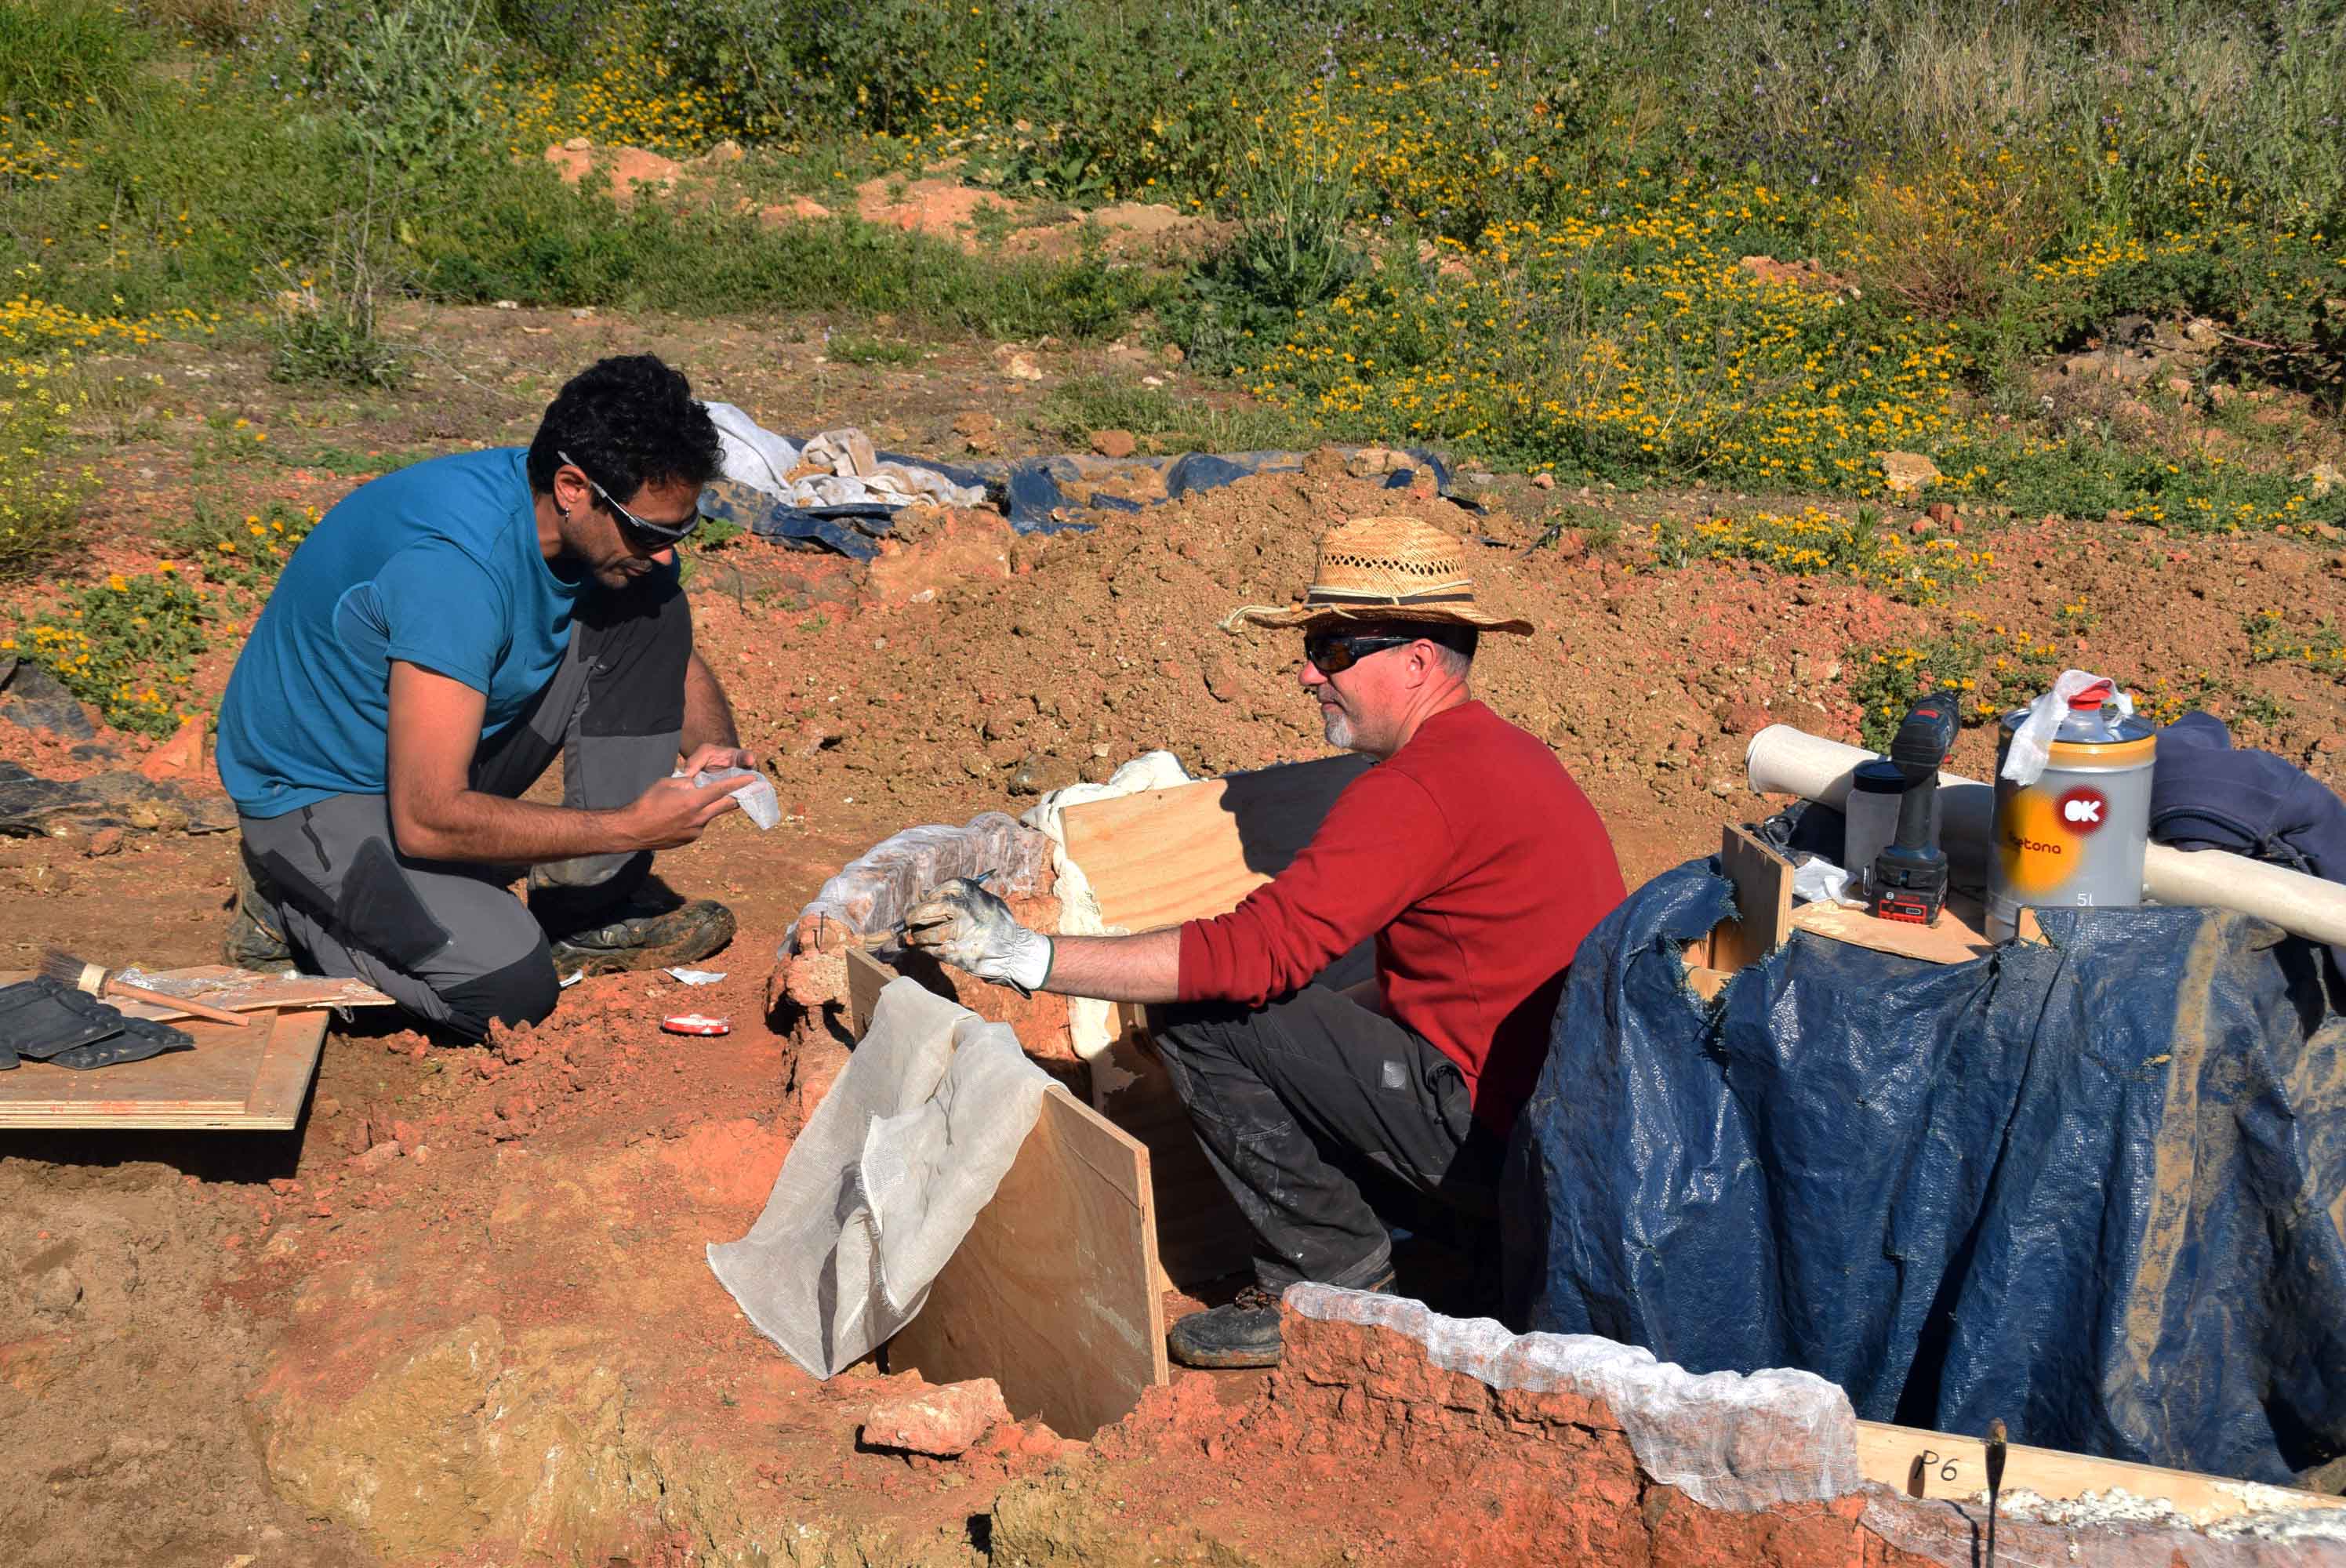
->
[888, 1083, 1168, 1439]
[1791, 895, 1997, 965]
[1059, 753, 1372, 933]
[0, 1004, 329, 1131]
[106, 965, 394, 1024]
[845, 945, 892, 1039]
[1709, 823, 1793, 975]
[1855, 1419, 2346, 1526]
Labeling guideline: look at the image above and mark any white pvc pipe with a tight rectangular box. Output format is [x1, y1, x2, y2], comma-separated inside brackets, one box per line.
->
[1745, 724, 2346, 949]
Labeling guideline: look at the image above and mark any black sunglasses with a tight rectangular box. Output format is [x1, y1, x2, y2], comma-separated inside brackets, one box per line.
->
[1303, 632, 1418, 675]
[559, 448, 700, 546]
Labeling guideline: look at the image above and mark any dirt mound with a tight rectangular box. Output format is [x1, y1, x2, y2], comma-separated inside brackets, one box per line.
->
[735, 458, 1920, 882]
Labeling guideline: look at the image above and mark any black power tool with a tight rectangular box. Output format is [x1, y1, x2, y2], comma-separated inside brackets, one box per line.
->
[1868, 694, 1960, 926]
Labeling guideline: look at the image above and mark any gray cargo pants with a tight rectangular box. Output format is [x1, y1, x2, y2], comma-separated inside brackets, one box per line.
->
[237, 572, 692, 1040]
[1150, 985, 1505, 1293]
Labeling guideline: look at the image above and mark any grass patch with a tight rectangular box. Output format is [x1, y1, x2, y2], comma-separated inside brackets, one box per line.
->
[1038, 376, 1320, 453]
[4, 567, 212, 738]
[0, 0, 147, 127]
[295, 445, 434, 477]
[1653, 506, 1992, 605]
[826, 333, 924, 367]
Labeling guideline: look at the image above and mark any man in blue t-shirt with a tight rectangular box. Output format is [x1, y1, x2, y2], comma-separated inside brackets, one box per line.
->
[216, 354, 757, 1039]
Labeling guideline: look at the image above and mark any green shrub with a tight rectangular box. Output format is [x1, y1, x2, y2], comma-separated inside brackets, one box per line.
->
[0, 0, 147, 128]
[1845, 622, 2065, 750]
[1652, 505, 1992, 605]
[267, 292, 407, 388]
[306, 0, 494, 178]
[8, 568, 212, 739]
[0, 360, 96, 580]
[160, 499, 321, 590]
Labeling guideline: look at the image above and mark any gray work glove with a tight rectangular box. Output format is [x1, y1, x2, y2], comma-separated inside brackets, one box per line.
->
[902, 877, 1054, 994]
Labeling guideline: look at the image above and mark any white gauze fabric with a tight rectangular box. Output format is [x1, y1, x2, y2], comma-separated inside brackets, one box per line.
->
[707, 978, 1048, 1378]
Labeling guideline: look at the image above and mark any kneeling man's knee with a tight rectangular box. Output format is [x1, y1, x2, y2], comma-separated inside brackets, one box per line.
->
[438, 939, 560, 1041]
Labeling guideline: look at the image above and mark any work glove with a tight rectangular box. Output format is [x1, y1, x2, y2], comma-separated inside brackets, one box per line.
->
[902, 877, 1054, 995]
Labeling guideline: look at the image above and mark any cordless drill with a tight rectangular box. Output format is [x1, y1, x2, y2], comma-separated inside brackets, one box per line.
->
[1869, 694, 1960, 926]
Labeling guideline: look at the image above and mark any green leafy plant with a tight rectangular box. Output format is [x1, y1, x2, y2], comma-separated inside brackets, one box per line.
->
[267, 291, 408, 388]
[1651, 506, 1993, 605]
[2244, 608, 2346, 675]
[1845, 620, 2067, 750]
[160, 499, 321, 590]
[0, 0, 146, 128]
[309, 0, 494, 178]
[6, 569, 212, 738]
[0, 362, 96, 580]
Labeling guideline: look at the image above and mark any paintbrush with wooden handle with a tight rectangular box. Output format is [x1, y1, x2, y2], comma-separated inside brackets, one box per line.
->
[41, 947, 252, 1027]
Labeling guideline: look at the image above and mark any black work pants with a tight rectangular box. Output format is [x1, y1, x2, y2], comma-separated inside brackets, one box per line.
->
[1150, 985, 1504, 1291]
[238, 571, 694, 1040]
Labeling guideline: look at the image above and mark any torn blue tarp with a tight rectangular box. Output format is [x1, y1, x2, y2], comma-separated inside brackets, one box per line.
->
[702, 443, 1465, 559]
[1004, 446, 1458, 534]
[1505, 834, 2346, 1485]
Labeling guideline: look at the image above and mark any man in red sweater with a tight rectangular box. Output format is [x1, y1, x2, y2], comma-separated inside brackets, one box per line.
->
[906, 514, 1625, 1367]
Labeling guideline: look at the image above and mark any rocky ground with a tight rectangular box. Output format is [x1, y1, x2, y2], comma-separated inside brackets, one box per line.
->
[2, 306, 2342, 1566]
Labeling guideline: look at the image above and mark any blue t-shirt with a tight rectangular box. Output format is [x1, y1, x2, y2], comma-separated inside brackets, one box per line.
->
[216, 448, 586, 818]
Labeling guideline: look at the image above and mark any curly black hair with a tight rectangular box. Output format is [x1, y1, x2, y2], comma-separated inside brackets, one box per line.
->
[525, 354, 723, 503]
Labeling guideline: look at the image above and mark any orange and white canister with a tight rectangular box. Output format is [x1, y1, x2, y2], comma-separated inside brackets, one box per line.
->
[1986, 684, 2155, 941]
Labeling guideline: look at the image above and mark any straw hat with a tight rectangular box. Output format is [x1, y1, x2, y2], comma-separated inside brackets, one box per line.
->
[1226, 514, 1534, 634]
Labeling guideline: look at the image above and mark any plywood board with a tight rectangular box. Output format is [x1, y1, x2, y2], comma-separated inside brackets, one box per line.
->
[1059, 753, 1371, 933]
[1855, 1420, 2345, 1526]
[1709, 823, 1794, 974]
[0, 1006, 329, 1131]
[888, 1082, 1168, 1438]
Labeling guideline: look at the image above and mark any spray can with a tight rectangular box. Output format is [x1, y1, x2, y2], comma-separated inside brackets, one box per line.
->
[1985, 688, 2155, 941]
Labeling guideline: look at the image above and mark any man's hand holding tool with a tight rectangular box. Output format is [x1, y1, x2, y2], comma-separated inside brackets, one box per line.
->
[902, 877, 1054, 994]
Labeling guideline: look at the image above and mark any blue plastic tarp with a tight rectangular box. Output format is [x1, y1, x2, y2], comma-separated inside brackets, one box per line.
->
[1505, 848, 2346, 1484]
[703, 444, 1467, 557]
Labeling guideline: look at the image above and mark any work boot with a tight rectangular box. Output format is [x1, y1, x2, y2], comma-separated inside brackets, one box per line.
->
[1168, 1269, 1395, 1370]
[221, 847, 292, 970]
[539, 880, 736, 976]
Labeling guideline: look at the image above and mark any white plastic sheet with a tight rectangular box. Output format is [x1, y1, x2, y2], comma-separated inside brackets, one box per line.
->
[707, 978, 1048, 1378]
[1999, 669, 2134, 786]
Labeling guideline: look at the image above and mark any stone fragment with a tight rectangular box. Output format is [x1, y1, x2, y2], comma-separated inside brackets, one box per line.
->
[1003, 353, 1044, 382]
[138, 713, 206, 782]
[1007, 755, 1077, 797]
[30, 1264, 82, 1318]
[1531, 472, 1556, 491]
[1089, 429, 1138, 459]
[1878, 451, 1941, 495]
[861, 1377, 1011, 1457]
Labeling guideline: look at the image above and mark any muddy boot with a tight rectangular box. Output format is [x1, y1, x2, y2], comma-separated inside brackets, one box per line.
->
[221, 846, 292, 970]
[1168, 1269, 1394, 1370]
[536, 878, 736, 977]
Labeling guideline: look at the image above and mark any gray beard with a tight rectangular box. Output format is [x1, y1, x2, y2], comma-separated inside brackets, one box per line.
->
[1321, 709, 1355, 750]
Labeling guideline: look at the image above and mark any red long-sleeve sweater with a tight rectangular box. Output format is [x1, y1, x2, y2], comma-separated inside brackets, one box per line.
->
[1177, 700, 1626, 1133]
